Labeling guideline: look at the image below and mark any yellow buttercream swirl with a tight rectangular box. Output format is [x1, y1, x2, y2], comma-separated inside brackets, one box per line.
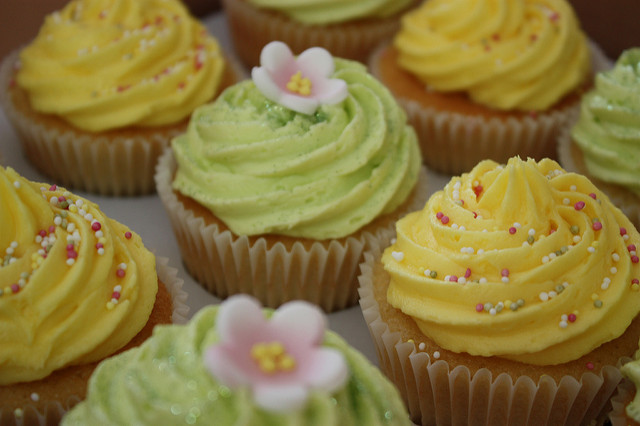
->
[394, 0, 590, 111]
[384, 157, 640, 365]
[246, 0, 415, 25]
[0, 166, 157, 385]
[16, 0, 225, 132]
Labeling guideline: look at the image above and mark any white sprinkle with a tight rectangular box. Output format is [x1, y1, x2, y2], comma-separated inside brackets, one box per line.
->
[588, 247, 595, 253]
[66, 258, 75, 266]
[451, 224, 459, 230]
[489, 308, 497, 315]
[542, 256, 550, 264]
[528, 228, 536, 236]
[114, 285, 122, 292]
[549, 252, 556, 259]
[84, 213, 94, 221]
[603, 277, 611, 285]
[95, 230, 104, 238]
[559, 320, 568, 328]
[54, 216, 62, 226]
[570, 185, 577, 191]
[75, 199, 84, 207]
[612, 253, 620, 262]
[563, 282, 570, 288]
[119, 263, 127, 270]
[454, 181, 461, 190]
[444, 275, 451, 281]
[548, 291, 557, 298]
[97, 248, 105, 255]
[477, 249, 485, 255]
[13, 181, 20, 188]
[513, 222, 522, 229]
[561, 314, 568, 321]
[424, 269, 431, 277]
[610, 267, 617, 274]
[632, 251, 637, 256]
[479, 278, 488, 284]
[624, 234, 630, 241]
[458, 277, 467, 284]
[501, 277, 509, 283]
[66, 223, 76, 233]
[390, 238, 397, 244]
[111, 298, 119, 304]
[391, 251, 404, 262]
[30, 393, 39, 402]
[539, 292, 549, 302]
[563, 198, 570, 205]
[522, 241, 529, 247]
[49, 196, 59, 205]
[601, 281, 609, 290]
[459, 226, 466, 231]
[573, 236, 581, 243]
[433, 351, 441, 359]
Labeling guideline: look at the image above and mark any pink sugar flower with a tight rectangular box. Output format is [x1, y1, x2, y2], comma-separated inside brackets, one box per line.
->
[251, 41, 348, 115]
[203, 295, 348, 412]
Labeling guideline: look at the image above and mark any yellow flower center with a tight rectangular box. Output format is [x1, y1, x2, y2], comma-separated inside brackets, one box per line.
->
[285, 71, 312, 96]
[250, 341, 297, 374]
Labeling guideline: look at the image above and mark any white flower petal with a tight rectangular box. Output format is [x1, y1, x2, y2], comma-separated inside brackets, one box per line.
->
[216, 294, 266, 343]
[303, 348, 348, 393]
[251, 67, 285, 105]
[203, 345, 250, 388]
[253, 383, 309, 412]
[260, 41, 295, 73]
[314, 78, 348, 105]
[296, 46, 334, 78]
[279, 92, 319, 115]
[270, 301, 325, 346]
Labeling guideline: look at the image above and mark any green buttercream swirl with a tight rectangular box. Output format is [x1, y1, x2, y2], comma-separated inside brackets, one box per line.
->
[171, 58, 420, 239]
[621, 351, 640, 423]
[572, 48, 640, 195]
[245, 0, 414, 25]
[62, 305, 411, 425]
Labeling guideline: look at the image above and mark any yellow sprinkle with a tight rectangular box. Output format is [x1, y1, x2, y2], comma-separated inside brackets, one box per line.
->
[504, 299, 513, 308]
[407, 339, 414, 344]
[98, 237, 107, 244]
[106, 301, 115, 310]
[591, 293, 599, 301]
[591, 241, 599, 248]
[68, 205, 78, 213]
[632, 283, 640, 292]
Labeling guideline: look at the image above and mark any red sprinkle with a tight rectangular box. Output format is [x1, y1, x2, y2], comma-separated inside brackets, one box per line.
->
[574, 201, 585, 211]
[632, 256, 639, 264]
[628, 244, 636, 252]
[67, 249, 78, 259]
[66, 244, 74, 251]
[39, 230, 47, 238]
[465, 268, 472, 279]
[509, 227, 517, 235]
[476, 303, 484, 312]
[586, 362, 594, 370]
[473, 211, 478, 219]
[92, 222, 102, 231]
[116, 269, 126, 278]
[49, 185, 57, 191]
[568, 313, 577, 322]
[448, 275, 458, 283]
[96, 242, 104, 250]
[589, 193, 597, 199]
[473, 185, 483, 198]
[501, 268, 509, 277]
[441, 216, 450, 225]
[48, 225, 56, 233]
[112, 291, 121, 300]
[592, 222, 602, 231]
[436, 212, 444, 219]
[620, 227, 628, 236]
[125, 231, 132, 239]
[633, 279, 639, 285]
[11, 284, 20, 293]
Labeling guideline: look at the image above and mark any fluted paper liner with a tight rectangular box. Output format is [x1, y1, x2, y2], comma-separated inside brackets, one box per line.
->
[222, 0, 411, 68]
[369, 41, 612, 175]
[156, 147, 429, 312]
[0, 50, 245, 196]
[0, 256, 188, 426]
[558, 119, 640, 230]
[609, 378, 637, 426]
[358, 247, 627, 426]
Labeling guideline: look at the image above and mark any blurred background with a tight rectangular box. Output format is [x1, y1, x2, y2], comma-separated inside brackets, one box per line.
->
[0, 0, 638, 66]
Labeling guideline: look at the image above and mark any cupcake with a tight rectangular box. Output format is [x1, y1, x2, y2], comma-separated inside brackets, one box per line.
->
[0, 0, 240, 196]
[359, 157, 640, 425]
[0, 165, 186, 424]
[222, 0, 419, 68]
[62, 294, 411, 425]
[369, 0, 600, 175]
[558, 48, 640, 229]
[156, 41, 427, 312]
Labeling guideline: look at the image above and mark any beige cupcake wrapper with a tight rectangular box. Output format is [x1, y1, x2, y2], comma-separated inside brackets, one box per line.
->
[557, 116, 640, 230]
[369, 41, 612, 176]
[0, 256, 188, 426]
[358, 246, 626, 426]
[155, 147, 429, 312]
[222, 0, 407, 68]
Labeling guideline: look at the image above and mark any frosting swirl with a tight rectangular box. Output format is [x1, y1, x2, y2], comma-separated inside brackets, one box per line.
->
[0, 167, 157, 385]
[572, 48, 640, 195]
[384, 157, 640, 365]
[394, 0, 590, 111]
[16, 0, 226, 132]
[61, 304, 411, 425]
[245, 0, 415, 25]
[172, 58, 421, 239]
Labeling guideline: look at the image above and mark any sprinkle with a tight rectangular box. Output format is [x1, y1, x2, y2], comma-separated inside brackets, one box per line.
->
[594, 300, 603, 308]
[429, 271, 438, 279]
[586, 362, 594, 370]
[612, 253, 620, 262]
[116, 268, 126, 278]
[433, 351, 441, 359]
[476, 303, 484, 312]
[628, 244, 637, 252]
[30, 393, 39, 402]
[391, 251, 404, 262]
[458, 277, 467, 284]
[464, 268, 472, 279]
[592, 222, 602, 231]
[570, 185, 577, 192]
[441, 216, 450, 225]
[125, 231, 132, 239]
[509, 227, 517, 235]
[587, 247, 595, 254]
[542, 256, 550, 264]
[418, 343, 426, 351]
[610, 267, 618, 274]
[574, 201, 585, 210]
[539, 292, 549, 302]
[477, 249, 485, 255]
[559, 320, 568, 328]
[479, 278, 488, 284]
[632, 256, 639, 264]
[589, 193, 597, 199]
[562, 198, 570, 205]
[436, 211, 443, 219]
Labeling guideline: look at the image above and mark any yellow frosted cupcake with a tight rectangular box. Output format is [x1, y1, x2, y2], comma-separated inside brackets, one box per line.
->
[370, 0, 604, 175]
[359, 157, 640, 425]
[0, 0, 240, 196]
[156, 41, 428, 312]
[559, 48, 640, 229]
[222, 0, 419, 68]
[0, 166, 187, 424]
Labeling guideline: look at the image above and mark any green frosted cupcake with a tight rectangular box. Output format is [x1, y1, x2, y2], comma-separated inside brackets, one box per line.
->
[62, 295, 411, 425]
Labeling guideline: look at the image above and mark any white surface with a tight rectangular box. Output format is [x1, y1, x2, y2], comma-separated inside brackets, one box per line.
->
[0, 12, 450, 366]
